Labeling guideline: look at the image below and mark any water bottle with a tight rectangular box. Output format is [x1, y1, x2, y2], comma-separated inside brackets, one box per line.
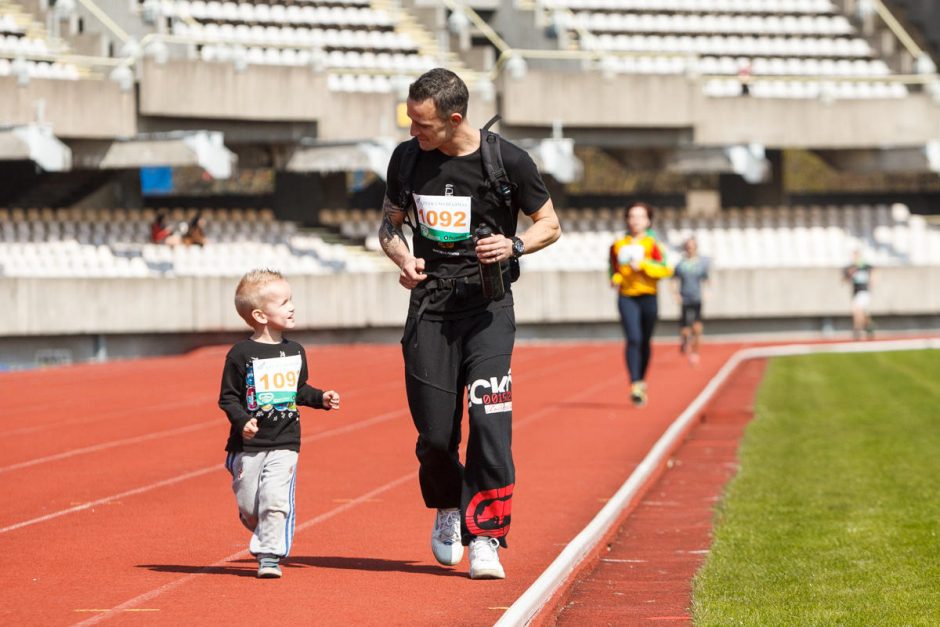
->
[475, 224, 505, 301]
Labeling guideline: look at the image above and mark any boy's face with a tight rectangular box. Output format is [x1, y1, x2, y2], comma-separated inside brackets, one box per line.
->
[253, 279, 295, 330]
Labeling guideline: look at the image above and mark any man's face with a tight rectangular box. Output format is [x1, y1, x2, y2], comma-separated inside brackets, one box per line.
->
[407, 98, 457, 151]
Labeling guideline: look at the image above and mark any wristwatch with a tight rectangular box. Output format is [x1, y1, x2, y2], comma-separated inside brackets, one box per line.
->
[511, 236, 525, 259]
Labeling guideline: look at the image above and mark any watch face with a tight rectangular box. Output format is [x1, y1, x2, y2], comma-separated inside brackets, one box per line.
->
[513, 238, 524, 256]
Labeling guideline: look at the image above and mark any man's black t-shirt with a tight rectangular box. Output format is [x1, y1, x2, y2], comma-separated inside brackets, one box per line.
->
[385, 134, 551, 319]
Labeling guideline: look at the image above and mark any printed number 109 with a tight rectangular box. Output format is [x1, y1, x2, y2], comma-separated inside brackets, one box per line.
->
[258, 372, 297, 390]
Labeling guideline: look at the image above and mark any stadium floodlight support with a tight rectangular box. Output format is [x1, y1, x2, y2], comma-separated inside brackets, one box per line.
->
[73, 0, 132, 46]
[85, 131, 236, 179]
[726, 143, 770, 185]
[666, 145, 771, 185]
[284, 138, 398, 181]
[0, 124, 72, 172]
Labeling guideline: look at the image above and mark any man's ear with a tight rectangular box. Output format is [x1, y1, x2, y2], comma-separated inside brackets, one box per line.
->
[449, 112, 463, 127]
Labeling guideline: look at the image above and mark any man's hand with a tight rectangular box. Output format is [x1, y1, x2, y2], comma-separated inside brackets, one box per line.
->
[399, 256, 428, 289]
[322, 390, 341, 410]
[475, 234, 512, 264]
[242, 418, 259, 440]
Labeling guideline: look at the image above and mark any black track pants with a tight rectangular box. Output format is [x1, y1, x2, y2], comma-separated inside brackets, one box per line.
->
[401, 307, 516, 547]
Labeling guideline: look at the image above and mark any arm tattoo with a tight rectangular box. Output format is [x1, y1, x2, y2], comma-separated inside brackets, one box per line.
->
[379, 197, 410, 254]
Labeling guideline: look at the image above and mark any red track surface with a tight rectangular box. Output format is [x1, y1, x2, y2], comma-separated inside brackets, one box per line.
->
[0, 340, 749, 626]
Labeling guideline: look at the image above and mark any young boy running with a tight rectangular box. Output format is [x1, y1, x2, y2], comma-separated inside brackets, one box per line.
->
[219, 269, 340, 578]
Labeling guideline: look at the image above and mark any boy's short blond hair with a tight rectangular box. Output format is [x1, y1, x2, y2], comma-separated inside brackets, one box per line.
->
[235, 269, 285, 326]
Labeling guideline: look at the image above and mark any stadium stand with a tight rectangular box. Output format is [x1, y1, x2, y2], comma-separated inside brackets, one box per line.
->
[319, 202, 940, 271]
[0, 207, 392, 277]
[539, 0, 911, 99]
[0, 0, 938, 366]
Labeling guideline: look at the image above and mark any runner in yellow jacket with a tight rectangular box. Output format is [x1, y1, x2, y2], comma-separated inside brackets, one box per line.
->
[609, 202, 673, 406]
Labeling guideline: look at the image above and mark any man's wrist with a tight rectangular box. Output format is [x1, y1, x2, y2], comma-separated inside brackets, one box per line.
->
[511, 236, 525, 259]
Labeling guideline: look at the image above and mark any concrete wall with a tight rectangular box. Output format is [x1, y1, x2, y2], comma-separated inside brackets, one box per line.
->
[0, 76, 136, 139]
[499, 70, 940, 148]
[2, 266, 937, 336]
[138, 60, 496, 141]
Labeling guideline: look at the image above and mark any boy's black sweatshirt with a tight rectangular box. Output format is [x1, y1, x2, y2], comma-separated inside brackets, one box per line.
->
[219, 338, 326, 453]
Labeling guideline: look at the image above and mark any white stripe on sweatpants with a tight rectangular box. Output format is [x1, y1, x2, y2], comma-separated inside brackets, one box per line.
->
[230, 449, 299, 558]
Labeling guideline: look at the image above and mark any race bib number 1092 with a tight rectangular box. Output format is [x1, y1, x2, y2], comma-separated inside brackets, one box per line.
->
[413, 193, 472, 243]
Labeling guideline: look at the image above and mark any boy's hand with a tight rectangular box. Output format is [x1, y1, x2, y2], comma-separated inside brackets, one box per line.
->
[322, 390, 340, 410]
[242, 418, 259, 440]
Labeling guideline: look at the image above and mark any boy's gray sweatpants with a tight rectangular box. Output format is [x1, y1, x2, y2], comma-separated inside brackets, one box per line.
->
[226, 449, 298, 558]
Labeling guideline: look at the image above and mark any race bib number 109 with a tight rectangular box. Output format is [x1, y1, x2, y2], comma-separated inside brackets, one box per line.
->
[413, 193, 472, 243]
[252, 354, 301, 405]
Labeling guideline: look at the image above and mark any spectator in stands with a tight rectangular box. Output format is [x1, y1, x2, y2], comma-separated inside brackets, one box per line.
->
[609, 202, 673, 407]
[378, 68, 561, 581]
[218, 269, 340, 578]
[843, 249, 875, 340]
[150, 211, 182, 246]
[183, 212, 208, 247]
[737, 60, 752, 96]
[672, 236, 711, 365]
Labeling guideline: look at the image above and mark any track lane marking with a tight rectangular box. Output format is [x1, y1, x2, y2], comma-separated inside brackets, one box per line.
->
[0, 421, 218, 475]
[70, 471, 417, 626]
[0, 408, 409, 535]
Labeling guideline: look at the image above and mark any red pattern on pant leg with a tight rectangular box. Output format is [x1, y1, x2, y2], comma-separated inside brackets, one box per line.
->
[466, 484, 514, 538]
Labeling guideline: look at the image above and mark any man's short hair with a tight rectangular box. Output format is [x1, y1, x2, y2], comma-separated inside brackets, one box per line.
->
[234, 268, 284, 325]
[408, 68, 469, 119]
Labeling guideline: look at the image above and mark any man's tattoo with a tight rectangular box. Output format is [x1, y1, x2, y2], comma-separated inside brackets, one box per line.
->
[379, 201, 409, 253]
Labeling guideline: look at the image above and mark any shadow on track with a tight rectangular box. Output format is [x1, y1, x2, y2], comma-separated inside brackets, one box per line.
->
[288, 555, 468, 577]
[138, 564, 257, 578]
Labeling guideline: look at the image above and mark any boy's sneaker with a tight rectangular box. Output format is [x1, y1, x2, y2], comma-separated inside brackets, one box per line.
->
[469, 537, 505, 580]
[257, 555, 282, 579]
[630, 381, 647, 407]
[431, 508, 464, 566]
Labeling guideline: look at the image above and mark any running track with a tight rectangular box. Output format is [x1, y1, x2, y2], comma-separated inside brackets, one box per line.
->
[0, 340, 747, 625]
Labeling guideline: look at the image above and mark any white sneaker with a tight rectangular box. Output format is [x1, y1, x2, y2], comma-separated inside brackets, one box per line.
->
[431, 508, 464, 566]
[469, 537, 505, 580]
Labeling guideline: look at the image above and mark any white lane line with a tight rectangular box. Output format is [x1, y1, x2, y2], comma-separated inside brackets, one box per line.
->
[0, 421, 217, 475]
[8, 398, 215, 438]
[71, 471, 417, 626]
[494, 338, 938, 627]
[0, 408, 408, 535]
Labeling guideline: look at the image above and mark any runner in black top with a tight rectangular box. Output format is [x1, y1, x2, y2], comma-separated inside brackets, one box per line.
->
[378, 68, 561, 580]
[843, 249, 875, 340]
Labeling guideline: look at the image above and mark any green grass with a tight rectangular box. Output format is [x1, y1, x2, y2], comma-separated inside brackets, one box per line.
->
[692, 349, 940, 626]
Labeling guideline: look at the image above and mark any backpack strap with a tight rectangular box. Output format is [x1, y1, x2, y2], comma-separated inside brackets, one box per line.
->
[480, 128, 516, 218]
[479, 120, 523, 284]
[396, 137, 420, 229]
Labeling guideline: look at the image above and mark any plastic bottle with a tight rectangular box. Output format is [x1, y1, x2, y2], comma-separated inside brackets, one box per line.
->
[475, 223, 506, 301]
